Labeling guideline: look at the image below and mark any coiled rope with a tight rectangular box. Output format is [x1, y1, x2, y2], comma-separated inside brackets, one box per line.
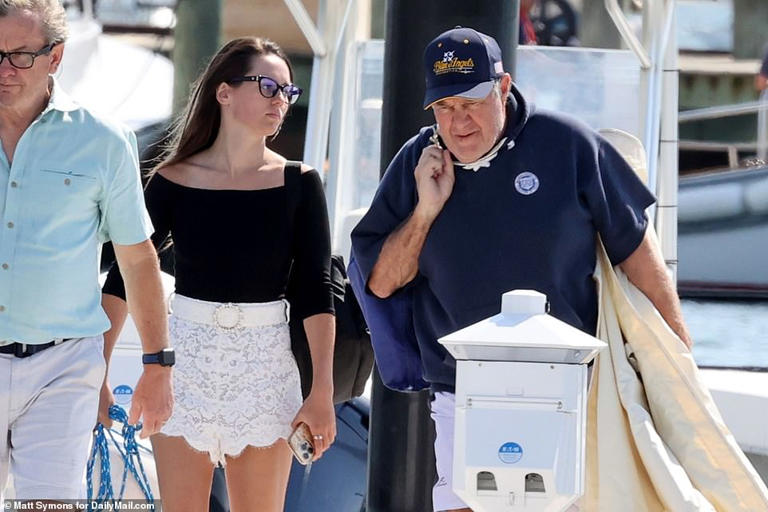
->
[86, 404, 155, 506]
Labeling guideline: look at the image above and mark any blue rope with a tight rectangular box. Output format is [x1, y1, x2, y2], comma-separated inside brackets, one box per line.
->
[86, 404, 155, 508]
[86, 423, 114, 502]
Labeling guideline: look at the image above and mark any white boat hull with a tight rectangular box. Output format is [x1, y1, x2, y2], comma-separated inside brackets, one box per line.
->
[678, 167, 768, 297]
[699, 368, 768, 483]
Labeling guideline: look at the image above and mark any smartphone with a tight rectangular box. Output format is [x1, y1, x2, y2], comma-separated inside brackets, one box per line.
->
[288, 422, 315, 465]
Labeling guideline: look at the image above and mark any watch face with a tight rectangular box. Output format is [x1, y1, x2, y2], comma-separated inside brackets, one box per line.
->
[159, 349, 175, 366]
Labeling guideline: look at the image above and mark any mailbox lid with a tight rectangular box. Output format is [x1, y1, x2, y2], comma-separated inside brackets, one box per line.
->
[438, 312, 606, 363]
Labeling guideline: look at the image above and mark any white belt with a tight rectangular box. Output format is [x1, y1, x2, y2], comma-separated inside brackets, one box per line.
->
[170, 294, 289, 330]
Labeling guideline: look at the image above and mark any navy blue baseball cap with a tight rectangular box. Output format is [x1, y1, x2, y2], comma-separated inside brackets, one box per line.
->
[422, 26, 505, 109]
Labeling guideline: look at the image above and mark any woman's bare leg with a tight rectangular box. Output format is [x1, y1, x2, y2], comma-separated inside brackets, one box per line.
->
[224, 440, 294, 512]
[151, 434, 215, 512]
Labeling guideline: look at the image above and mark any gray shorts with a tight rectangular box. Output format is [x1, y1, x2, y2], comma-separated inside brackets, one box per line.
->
[0, 336, 106, 500]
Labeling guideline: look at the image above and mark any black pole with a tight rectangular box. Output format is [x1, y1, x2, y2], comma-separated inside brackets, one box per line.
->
[367, 2, 519, 511]
[172, 0, 222, 115]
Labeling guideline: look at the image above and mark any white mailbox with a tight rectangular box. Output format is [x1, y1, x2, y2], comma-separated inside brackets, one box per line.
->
[438, 290, 606, 512]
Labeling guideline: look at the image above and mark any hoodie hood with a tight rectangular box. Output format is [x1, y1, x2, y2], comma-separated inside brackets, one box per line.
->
[430, 81, 533, 171]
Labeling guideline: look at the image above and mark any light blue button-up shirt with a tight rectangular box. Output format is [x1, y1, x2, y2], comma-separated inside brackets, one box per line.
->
[0, 82, 153, 344]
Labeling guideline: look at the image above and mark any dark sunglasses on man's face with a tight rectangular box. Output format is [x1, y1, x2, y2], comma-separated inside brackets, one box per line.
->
[228, 75, 303, 105]
[0, 43, 55, 70]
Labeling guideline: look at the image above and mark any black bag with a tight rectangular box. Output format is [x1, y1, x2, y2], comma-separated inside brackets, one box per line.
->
[284, 162, 374, 403]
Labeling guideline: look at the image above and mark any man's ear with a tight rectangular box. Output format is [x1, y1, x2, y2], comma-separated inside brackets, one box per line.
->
[499, 73, 512, 97]
[48, 43, 64, 74]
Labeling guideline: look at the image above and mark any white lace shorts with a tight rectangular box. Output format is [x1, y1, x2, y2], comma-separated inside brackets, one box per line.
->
[161, 294, 302, 465]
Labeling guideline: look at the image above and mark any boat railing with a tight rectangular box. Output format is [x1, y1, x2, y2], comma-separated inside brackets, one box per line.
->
[678, 141, 760, 170]
[679, 97, 768, 167]
[604, 0, 679, 280]
[604, 0, 651, 69]
[679, 100, 768, 123]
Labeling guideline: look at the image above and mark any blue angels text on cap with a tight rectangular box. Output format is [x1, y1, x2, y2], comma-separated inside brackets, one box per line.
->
[422, 26, 505, 109]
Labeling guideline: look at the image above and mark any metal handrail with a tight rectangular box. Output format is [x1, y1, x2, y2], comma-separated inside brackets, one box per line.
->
[679, 101, 768, 123]
[284, 0, 327, 57]
[645, 0, 676, 197]
[679, 140, 760, 151]
[333, 0, 354, 58]
[604, 0, 651, 69]
[679, 95, 768, 164]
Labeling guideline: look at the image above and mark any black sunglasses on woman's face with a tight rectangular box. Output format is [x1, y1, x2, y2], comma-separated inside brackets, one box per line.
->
[0, 43, 55, 70]
[228, 75, 303, 105]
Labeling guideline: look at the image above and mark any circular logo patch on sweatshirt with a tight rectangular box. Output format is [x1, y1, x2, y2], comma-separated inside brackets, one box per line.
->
[514, 171, 540, 195]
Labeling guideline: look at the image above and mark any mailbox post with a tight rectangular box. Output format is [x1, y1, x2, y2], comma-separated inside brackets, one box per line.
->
[438, 290, 606, 512]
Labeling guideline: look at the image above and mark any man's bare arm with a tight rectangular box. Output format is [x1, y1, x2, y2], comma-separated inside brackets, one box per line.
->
[619, 228, 693, 349]
[368, 210, 437, 298]
[113, 240, 167, 352]
[368, 146, 455, 298]
[112, 239, 173, 437]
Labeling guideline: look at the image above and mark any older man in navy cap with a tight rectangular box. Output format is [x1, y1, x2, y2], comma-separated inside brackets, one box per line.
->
[351, 27, 692, 511]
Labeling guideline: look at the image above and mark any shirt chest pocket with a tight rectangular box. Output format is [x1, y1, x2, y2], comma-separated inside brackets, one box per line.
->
[26, 168, 102, 240]
[32, 168, 100, 201]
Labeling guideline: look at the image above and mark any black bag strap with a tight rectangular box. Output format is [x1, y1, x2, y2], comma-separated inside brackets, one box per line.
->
[284, 160, 303, 305]
[284, 160, 302, 223]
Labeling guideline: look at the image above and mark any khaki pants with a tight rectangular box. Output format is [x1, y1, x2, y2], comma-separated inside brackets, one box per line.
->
[0, 336, 105, 501]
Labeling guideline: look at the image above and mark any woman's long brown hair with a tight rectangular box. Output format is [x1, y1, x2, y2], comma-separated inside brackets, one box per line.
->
[156, 37, 294, 172]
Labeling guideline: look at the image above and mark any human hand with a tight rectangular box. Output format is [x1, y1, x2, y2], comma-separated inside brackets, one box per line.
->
[291, 392, 336, 460]
[128, 365, 173, 439]
[97, 378, 115, 428]
[414, 145, 455, 220]
[678, 328, 694, 351]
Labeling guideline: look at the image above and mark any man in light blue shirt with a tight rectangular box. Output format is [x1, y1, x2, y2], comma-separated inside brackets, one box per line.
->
[0, 0, 173, 500]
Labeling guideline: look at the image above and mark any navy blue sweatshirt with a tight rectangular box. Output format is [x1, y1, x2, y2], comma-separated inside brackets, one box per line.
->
[351, 84, 655, 393]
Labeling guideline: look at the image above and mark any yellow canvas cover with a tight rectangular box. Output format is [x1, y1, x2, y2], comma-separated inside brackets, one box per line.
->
[580, 239, 768, 511]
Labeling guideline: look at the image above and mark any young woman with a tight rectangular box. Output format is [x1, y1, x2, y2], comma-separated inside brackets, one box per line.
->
[102, 37, 336, 511]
